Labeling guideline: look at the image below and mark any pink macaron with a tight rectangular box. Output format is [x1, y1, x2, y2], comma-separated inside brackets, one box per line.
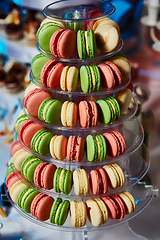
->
[79, 100, 98, 128]
[40, 60, 65, 89]
[18, 119, 45, 149]
[110, 194, 125, 220]
[24, 88, 52, 117]
[30, 192, 54, 221]
[11, 139, 23, 157]
[104, 61, 122, 86]
[90, 167, 108, 195]
[98, 63, 115, 90]
[67, 135, 85, 162]
[101, 196, 119, 219]
[50, 28, 76, 59]
[6, 171, 22, 191]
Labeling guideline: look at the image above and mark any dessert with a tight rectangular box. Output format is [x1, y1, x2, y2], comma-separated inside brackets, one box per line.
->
[37, 22, 63, 52]
[40, 60, 64, 88]
[73, 169, 90, 196]
[34, 162, 57, 190]
[38, 98, 62, 125]
[18, 120, 45, 149]
[31, 53, 50, 80]
[17, 186, 38, 213]
[53, 167, 73, 195]
[114, 88, 132, 113]
[6, 171, 21, 191]
[50, 28, 76, 59]
[79, 100, 98, 128]
[31, 129, 54, 155]
[9, 180, 26, 203]
[12, 149, 32, 171]
[77, 29, 97, 59]
[90, 167, 108, 195]
[30, 192, 54, 221]
[96, 96, 120, 125]
[61, 101, 77, 127]
[118, 191, 136, 215]
[60, 66, 78, 92]
[86, 134, 107, 162]
[80, 64, 100, 93]
[15, 113, 29, 133]
[67, 135, 85, 162]
[21, 156, 43, 182]
[24, 88, 52, 117]
[11, 139, 23, 157]
[50, 197, 70, 226]
[50, 135, 67, 160]
[70, 200, 87, 228]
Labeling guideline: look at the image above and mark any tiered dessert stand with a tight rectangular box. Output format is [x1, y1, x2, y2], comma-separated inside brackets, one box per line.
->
[5, 0, 157, 239]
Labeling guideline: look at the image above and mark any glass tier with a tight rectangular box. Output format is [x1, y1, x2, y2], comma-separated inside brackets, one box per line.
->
[16, 117, 143, 166]
[6, 166, 156, 232]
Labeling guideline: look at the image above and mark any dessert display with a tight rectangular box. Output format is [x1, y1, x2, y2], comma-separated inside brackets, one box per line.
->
[4, 0, 156, 236]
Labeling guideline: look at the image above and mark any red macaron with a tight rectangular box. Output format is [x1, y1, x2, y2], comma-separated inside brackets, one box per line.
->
[67, 135, 85, 162]
[11, 139, 23, 157]
[24, 88, 52, 117]
[90, 167, 108, 195]
[79, 100, 98, 128]
[40, 60, 65, 89]
[18, 119, 45, 149]
[50, 28, 76, 59]
[30, 192, 54, 221]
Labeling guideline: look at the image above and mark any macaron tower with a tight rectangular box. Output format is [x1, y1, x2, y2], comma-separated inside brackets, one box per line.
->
[5, 0, 153, 235]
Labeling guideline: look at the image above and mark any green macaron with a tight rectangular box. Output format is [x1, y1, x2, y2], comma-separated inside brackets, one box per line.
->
[104, 96, 120, 121]
[86, 135, 98, 162]
[5, 163, 16, 178]
[21, 156, 42, 182]
[15, 114, 28, 133]
[96, 99, 114, 125]
[77, 30, 87, 59]
[96, 135, 107, 161]
[50, 198, 70, 226]
[53, 167, 73, 195]
[80, 65, 92, 93]
[17, 186, 38, 213]
[38, 98, 62, 125]
[31, 129, 54, 155]
[31, 53, 50, 80]
[85, 29, 97, 58]
[37, 22, 62, 52]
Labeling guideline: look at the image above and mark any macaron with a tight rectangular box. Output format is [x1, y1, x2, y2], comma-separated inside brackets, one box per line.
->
[11, 139, 23, 157]
[38, 98, 62, 125]
[94, 24, 120, 53]
[37, 22, 62, 52]
[50, 197, 70, 226]
[90, 167, 108, 195]
[24, 88, 52, 117]
[70, 200, 87, 228]
[6, 171, 22, 191]
[9, 180, 27, 203]
[79, 100, 98, 128]
[40, 18, 67, 28]
[103, 163, 125, 189]
[86, 198, 108, 227]
[40, 60, 65, 89]
[93, 17, 120, 32]
[67, 135, 85, 162]
[86, 134, 107, 162]
[109, 54, 131, 80]
[31, 53, 50, 80]
[103, 130, 126, 157]
[73, 169, 90, 196]
[24, 83, 40, 97]
[101, 196, 120, 219]
[83, 9, 102, 30]
[31, 129, 54, 155]
[114, 88, 132, 113]
[110, 194, 126, 220]
[5, 163, 16, 178]
[21, 156, 43, 182]
[96, 96, 120, 125]
[17, 186, 39, 213]
[60, 66, 78, 92]
[30, 192, 54, 221]
[53, 167, 73, 195]
[50, 28, 76, 59]
[77, 29, 97, 59]
[118, 191, 136, 215]
[18, 120, 45, 149]
[12, 149, 32, 171]
[15, 114, 29, 133]
[61, 101, 77, 127]
[50, 135, 67, 160]
[80, 65, 100, 93]
[34, 162, 57, 190]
